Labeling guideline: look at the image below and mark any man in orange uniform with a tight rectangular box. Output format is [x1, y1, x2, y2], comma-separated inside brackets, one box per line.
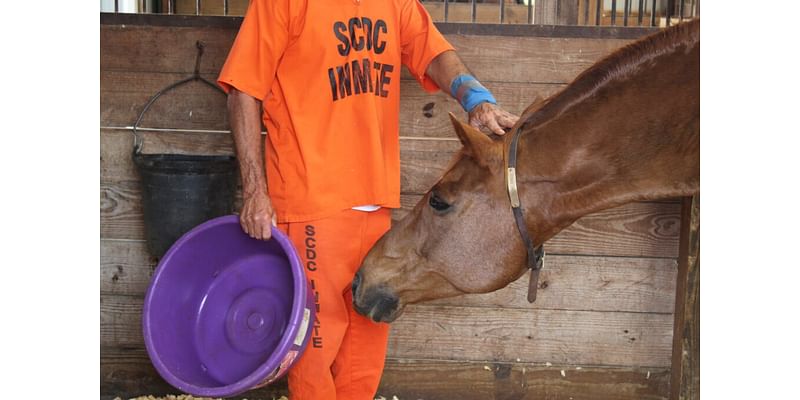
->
[218, 0, 518, 398]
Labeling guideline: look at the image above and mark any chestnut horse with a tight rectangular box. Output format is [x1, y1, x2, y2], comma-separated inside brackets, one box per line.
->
[353, 19, 700, 323]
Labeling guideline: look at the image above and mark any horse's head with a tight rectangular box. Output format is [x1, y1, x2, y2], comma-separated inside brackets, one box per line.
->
[353, 113, 548, 323]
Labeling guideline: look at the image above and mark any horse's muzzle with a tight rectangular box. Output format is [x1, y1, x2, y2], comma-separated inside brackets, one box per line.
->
[352, 270, 400, 323]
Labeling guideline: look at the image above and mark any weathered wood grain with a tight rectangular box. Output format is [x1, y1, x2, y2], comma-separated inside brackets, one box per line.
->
[100, 128, 465, 200]
[101, 294, 672, 366]
[387, 305, 674, 367]
[101, 176, 680, 257]
[101, 24, 631, 84]
[396, 193, 681, 258]
[100, 69, 564, 134]
[430, 256, 676, 313]
[100, 25, 236, 74]
[100, 346, 285, 399]
[399, 79, 566, 137]
[101, 346, 670, 399]
[441, 34, 631, 83]
[101, 239, 676, 313]
[101, 71, 229, 131]
[100, 128, 235, 182]
[100, 126, 462, 196]
[380, 358, 670, 400]
[671, 196, 699, 400]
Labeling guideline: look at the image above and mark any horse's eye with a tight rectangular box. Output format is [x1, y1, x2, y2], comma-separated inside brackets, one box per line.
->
[428, 192, 451, 212]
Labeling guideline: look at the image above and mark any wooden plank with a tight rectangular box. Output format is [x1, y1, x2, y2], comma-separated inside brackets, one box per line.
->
[430, 256, 676, 313]
[100, 71, 229, 131]
[441, 34, 631, 83]
[379, 358, 670, 400]
[100, 127, 466, 195]
[100, 346, 286, 399]
[101, 69, 565, 133]
[100, 128, 236, 182]
[401, 80, 564, 137]
[670, 196, 699, 400]
[101, 175, 679, 257]
[100, 25, 236, 74]
[387, 305, 674, 367]
[100, 239, 158, 297]
[102, 239, 676, 313]
[101, 346, 670, 399]
[100, 24, 631, 84]
[397, 194, 681, 258]
[102, 295, 672, 366]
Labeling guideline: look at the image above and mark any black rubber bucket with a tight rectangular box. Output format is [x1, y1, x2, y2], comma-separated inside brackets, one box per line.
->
[134, 153, 238, 257]
[129, 41, 239, 257]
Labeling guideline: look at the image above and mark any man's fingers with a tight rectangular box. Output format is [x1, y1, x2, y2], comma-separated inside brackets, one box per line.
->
[260, 218, 273, 240]
[500, 112, 519, 128]
[485, 117, 505, 135]
[242, 217, 257, 239]
[252, 214, 272, 240]
[469, 118, 483, 130]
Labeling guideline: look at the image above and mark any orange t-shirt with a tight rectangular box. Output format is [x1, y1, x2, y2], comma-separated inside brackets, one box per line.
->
[218, 0, 454, 222]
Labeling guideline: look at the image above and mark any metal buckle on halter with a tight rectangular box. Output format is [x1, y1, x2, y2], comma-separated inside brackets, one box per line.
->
[527, 246, 545, 303]
[507, 167, 521, 208]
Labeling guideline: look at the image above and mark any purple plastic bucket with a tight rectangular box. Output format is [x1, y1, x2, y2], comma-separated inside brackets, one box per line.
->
[143, 215, 315, 397]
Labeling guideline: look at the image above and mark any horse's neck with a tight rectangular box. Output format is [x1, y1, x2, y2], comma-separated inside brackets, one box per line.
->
[516, 35, 699, 241]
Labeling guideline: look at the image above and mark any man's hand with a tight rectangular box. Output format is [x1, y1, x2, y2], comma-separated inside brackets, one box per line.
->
[227, 87, 275, 240]
[468, 102, 519, 136]
[240, 191, 276, 240]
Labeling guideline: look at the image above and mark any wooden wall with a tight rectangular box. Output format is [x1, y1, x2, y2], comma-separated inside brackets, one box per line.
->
[100, 15, 678, 399]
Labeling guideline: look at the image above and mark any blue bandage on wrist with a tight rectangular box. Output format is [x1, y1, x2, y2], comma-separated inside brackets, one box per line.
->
[449, 74, 497, 112]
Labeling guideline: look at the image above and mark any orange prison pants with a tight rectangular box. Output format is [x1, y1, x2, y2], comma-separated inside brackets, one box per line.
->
[278, 208, 392, 400]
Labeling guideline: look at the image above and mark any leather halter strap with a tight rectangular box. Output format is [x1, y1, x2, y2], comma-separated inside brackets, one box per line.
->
[506, 126, 545, 303]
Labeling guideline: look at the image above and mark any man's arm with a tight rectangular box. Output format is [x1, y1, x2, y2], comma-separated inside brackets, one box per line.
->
[425, 50, 519, 135]
[228, 88, 275, 240]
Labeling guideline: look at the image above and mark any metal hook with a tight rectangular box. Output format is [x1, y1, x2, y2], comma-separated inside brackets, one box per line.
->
[193, 41, 204, 79]
[132, 40, 224, 155]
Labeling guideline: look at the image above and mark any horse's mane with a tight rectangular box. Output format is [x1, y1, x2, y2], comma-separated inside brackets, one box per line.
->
[516, 18, 700, 131]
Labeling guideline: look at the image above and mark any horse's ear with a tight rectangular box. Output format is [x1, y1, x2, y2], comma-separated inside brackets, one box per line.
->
[448, 113, 503, 167]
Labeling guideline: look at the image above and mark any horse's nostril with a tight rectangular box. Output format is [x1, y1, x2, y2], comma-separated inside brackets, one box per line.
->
[352, 270, 363, 297]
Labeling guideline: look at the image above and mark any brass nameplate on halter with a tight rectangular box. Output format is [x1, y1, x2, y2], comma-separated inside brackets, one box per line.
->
[507, 167, 521, 208]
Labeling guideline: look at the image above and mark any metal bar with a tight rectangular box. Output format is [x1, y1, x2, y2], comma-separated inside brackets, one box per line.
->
[679, 0, 685, 20]
[638, 0, 644, 25]
[556, 0, 560, 24]
[114, 0, 119, 13]
[611, 0, 616, 25]
[535, 0, 545, 24]
[224, 0, 228, 16]
[196, 0, 201, 15]
[666, 0, 673, 26]
[444, 0, 449, 22]
[529, 0, 534, 25]
[595, 0, 601, 25]
[623, 0, 629, 26]
[696, 0, 700, 17]
[501, 0, 506, 23]
[650, 0, 656, 26]
[584, 0, 590, 25]
[471, 0, 476, 23]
